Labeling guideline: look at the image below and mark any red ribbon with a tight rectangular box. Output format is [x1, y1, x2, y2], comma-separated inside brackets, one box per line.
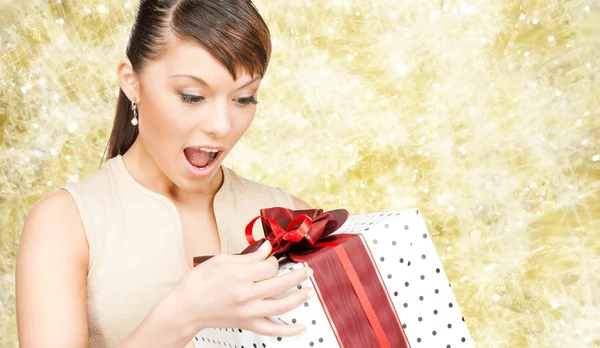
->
[244, 214, 314, 253]
[244, 208, 350, 256]
[244, 207, 392, 348]
[318, 241, 392, 348]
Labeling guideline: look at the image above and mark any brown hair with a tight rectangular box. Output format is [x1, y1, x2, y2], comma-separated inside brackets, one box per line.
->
[104, 0, 272, 160]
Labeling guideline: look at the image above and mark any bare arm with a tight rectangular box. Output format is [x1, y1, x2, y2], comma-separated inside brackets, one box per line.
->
[16, 190, 89, 347]
[16, 190, 191, 348]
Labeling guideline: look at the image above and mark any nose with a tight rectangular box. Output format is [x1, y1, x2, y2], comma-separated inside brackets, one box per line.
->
[201, 98, 232, 138]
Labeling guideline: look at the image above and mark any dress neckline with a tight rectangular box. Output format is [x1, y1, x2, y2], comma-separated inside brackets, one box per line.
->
[111, 155, 230, 205]
[110, 154, 230, 268]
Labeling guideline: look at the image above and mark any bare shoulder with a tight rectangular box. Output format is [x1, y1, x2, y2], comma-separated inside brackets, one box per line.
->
[19, 188, 88, 272]
[16, 189, 89, 347]
[24, 189, 82, 226]
[21, 189, 87, 249]
[290, 195, 312, 209]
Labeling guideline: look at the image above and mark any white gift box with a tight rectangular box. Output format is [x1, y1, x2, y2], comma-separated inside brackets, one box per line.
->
[192, 209, 474, 348]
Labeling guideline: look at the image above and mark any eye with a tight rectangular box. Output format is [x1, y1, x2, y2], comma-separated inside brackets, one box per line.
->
[236, 96, 259, 106]
[180, 93, 205, 104]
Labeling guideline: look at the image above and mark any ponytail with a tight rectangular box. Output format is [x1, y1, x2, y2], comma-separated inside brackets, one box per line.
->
[103, 89, 139, 161]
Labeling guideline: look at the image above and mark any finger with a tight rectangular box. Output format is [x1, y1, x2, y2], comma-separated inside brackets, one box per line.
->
[254, 266, 313, 299]
[249, 256, 280, 282]
[251, 286, 314, 318]
[239, 239, 272, 262]
[246, 317, 307, 337]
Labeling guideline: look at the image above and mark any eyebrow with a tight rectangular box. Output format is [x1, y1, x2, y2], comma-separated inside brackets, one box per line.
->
[169, 74, 261, 90]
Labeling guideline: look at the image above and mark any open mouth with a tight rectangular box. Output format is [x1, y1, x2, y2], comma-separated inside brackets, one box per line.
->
[183, 147, 221, 171]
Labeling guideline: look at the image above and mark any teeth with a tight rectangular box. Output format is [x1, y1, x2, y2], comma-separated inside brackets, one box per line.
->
[199, 148, 219, 153]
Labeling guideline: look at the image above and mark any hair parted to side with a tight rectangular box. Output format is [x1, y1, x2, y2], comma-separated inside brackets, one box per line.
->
[104, 0, 272, 160]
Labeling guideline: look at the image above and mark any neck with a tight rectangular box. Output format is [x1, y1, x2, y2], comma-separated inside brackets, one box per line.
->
[121, 139, 224, 207]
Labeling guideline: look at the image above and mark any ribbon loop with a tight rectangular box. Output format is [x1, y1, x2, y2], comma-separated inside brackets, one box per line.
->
[244, 207, 350, 256]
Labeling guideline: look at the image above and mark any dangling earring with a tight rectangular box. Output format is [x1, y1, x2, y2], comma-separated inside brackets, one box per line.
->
[131, 101, 139, 126]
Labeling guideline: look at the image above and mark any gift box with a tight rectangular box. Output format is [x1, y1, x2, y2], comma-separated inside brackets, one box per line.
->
[191, 208, 474, 348]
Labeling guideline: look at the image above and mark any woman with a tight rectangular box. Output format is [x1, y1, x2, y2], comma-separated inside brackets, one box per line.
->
[15, 1, 314, 347]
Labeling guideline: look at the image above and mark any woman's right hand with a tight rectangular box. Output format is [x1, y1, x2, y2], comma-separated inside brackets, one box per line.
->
[165, 241, 314, 340]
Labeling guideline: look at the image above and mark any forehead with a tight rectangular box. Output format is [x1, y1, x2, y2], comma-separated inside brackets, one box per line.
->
[147, 36, 254, 84]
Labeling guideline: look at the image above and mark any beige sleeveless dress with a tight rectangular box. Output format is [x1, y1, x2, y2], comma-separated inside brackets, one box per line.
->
[63, 155, 296, 348]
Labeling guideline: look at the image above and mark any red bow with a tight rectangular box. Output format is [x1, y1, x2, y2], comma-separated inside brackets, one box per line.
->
[244, 207, 350, 256]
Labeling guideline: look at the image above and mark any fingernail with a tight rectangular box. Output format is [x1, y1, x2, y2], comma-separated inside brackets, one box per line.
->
[259, 240, 270, 250]
[308, 288, 316, 299]
[306, 267, 314, 278]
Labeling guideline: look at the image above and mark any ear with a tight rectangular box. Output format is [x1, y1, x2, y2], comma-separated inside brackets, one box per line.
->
[117, 58, 139, 102]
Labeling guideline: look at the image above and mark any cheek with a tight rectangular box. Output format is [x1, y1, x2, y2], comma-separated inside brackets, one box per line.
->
[231, 108, 256, 139]
[139, 87, 188, 150]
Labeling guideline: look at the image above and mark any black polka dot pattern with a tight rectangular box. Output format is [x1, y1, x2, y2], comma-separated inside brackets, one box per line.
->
[348, 212, 472, 347]
[192, 211, 473, 347]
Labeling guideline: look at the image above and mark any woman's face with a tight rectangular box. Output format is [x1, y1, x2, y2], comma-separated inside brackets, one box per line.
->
[134, 37, 261, 192]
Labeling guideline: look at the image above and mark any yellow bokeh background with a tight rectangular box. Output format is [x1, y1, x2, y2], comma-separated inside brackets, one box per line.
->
[1, 0, 599, 346]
